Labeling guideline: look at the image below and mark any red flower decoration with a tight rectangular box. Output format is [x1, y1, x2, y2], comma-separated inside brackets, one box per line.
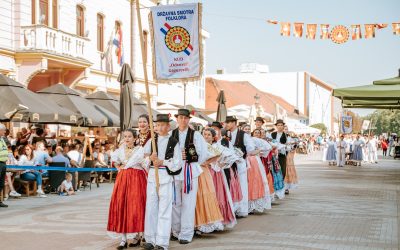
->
[191, 110, 196, 115]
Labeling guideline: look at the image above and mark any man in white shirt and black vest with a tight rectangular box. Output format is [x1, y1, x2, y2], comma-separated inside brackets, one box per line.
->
[225, 116, 257, 217]
[170, 109, 208, 245]
[143, 114, 183, 250]
[271, 119, 288, 184]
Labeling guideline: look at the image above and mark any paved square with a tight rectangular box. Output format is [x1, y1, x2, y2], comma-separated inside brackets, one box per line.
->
[1, 152, 399, 250]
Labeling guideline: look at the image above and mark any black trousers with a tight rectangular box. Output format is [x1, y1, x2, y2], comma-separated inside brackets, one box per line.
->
[278, 154, 287, 180]
[0, 162, 6, 192]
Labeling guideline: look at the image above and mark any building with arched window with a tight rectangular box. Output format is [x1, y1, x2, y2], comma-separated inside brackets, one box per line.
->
[0, 0, 208, 110]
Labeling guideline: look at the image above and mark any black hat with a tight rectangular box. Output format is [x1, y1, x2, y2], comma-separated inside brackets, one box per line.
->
[254, 117, 265, 123]
[154, 114, 172, 123]
[225, 115, 238, 123]
[274, 119, 285, 125]
[210, 121, 223, 129]
[174, 108, 192, 118]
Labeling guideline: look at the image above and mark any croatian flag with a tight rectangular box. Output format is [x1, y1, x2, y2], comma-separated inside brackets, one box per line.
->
[113, 28, 124, 66]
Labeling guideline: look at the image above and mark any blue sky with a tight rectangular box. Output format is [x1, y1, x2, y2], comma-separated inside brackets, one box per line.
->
[181, 0, 399, 89]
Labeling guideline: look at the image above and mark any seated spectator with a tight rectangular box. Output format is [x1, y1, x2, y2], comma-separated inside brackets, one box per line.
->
[67, 144, 82, 167]
[52, 146, 71, 167]
[57, 172, 75, 196]
[96, 146, 110, 183]
[4, 146, 21, 198]
[19, 145, 47, 198]
[33, 141, 52, 177]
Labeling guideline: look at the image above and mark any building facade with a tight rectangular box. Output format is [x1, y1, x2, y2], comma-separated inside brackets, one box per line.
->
[209, 64, 336, 133]
[0, 0, 207, 109]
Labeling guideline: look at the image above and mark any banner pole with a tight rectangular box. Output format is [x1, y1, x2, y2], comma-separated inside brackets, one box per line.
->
[135, 0, 159, 196]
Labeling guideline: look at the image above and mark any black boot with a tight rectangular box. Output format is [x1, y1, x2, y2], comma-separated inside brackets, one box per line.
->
[116, 241, 127, 250]
[0, 202, 8, 208]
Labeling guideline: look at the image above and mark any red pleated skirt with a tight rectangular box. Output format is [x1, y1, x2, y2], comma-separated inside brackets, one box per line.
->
[107, 168, 147, 234]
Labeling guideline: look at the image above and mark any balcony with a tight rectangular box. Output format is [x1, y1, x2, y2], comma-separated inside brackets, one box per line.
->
[19, 25, 89, 59]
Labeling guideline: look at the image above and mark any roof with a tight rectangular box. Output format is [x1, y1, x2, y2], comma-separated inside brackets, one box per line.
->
[206, 77, 303, 117]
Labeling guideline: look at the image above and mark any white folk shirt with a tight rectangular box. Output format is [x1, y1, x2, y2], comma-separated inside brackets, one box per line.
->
[337, 140, 347, 153]
[110, 144, 147, 170]
[274, 132, 287, 155]
[144, 135, 182, 184]
[252, 137, 272, 157]
[175, 128, 208, 181]
[230, 129, 256, 153]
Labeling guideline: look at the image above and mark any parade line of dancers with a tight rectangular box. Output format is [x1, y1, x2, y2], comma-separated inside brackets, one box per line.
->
[107, 109, 298, 250]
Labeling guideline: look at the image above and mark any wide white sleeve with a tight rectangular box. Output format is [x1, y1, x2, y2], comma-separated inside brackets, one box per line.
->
[124, 147, 146, 169]
[163, 144, 183, 172]
[110, 147, 123, 165]
[243, 133, 256, 153]
[194, 131, 209, 165]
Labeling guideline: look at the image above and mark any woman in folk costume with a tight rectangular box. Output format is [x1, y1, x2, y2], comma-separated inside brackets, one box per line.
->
[209, 122, 238, 229]
[251, 129, 273, 211]
[241, 125, 267, 213]
[211, 123, 242, 216]
[326, 136, 337, 166]
[107, 129, 148, 249]
[194, 128, 224, 233]
[268, 139, 286, 200]
[283, 127, 298, 193]
[135, 114, 152, 147]
[351, 134, 365, 166]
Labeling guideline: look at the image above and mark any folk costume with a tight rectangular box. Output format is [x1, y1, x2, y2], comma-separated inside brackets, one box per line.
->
[143, 114, 183, 249]
[171, 109, 208, 243]
[107, 144, 148, 242]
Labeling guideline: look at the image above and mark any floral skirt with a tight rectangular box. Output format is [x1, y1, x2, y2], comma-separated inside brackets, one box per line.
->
[107, 168, 147, 239]
[210, 167, 236, 228]
[284, 151, 298, 189]
[195, 166, 224, 233]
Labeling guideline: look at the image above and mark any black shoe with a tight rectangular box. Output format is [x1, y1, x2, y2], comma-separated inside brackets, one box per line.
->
[128, 239, 141, 247]
[285, 190, 289, 195]
[143, 243, 154, 250]
[179, 240, 190, 244]
[170, 235, 178, 241]
[154, 246, 165, 250]
[0, 202, 8, 208]
[116, 242, 127, 250]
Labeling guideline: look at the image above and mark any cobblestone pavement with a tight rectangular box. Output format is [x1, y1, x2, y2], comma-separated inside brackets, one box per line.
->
[1, 152, 399, 250]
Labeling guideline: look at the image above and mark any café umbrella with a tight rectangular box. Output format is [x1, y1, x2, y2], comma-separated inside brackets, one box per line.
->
[117, 63, 135, 131]
[37, 83, 120, 127]
[216, 89, 227, 122]
[0, 74, 75, 123]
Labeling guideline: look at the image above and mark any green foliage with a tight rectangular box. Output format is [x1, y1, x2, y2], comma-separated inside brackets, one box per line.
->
[363, 110, 400, 135]
[310, 123, 327, 134]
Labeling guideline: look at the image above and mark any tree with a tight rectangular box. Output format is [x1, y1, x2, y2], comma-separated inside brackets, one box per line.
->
[363, 110, 400, 135]
[310, 123, 327, 134]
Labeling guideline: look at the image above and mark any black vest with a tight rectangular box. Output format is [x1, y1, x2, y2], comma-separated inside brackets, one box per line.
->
[233, 129, 247, 158]
[271, 131, 287, 144]
[151, 135, 181, 175]
[172, 128, 198, 163]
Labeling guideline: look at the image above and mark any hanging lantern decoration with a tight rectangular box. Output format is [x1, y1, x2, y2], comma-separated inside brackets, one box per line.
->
[351, 24, 362, 40]
[306, 24, 317, 39]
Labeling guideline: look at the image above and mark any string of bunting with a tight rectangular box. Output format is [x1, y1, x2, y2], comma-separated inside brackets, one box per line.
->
[267, 20, 400, 44]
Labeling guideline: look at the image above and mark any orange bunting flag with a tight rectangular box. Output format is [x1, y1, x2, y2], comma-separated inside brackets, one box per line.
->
[375, 23, 388, 29]
[294, 23, 303, 37]
[320, 24, 330, 39]
[364, 24, 375, 38]
[351, 25, 362, 40]
[280, 22, 291, 36]
[393, 22, 400, 35]
[306, 24, 317, 39]
[267, 20, 278, 25]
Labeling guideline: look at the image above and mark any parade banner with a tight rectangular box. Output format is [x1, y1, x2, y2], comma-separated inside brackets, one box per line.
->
[361, 120, 371, 131]
[364, 24, 375, 38]
[351, 24, 362, 40]
[341, 115, 353, 134]
[280, 22, 291, 36]
[306, 24, 317, 39]
[294, 23, 303, 37]
[393, 22, 400, 35]
[320, 24, 330, 39]
[150, 3, 202, 82]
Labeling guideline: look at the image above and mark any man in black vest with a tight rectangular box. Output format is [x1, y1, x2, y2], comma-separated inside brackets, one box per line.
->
[225, 116, 256, 217]
[271, 119, 288, 181]
[254, 116, 265, 130]
[144, 114, 182, 250]
[171, 109, 208, 244]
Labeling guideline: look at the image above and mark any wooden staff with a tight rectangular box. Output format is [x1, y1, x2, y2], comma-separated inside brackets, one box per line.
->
[135, 0, 159, 195]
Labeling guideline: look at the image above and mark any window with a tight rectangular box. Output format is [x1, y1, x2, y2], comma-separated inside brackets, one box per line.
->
[52, 0, 58, 28]
[39, 0, 48, 25]
[97, 14, 104, 52]
[76, 5, 84, 37]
